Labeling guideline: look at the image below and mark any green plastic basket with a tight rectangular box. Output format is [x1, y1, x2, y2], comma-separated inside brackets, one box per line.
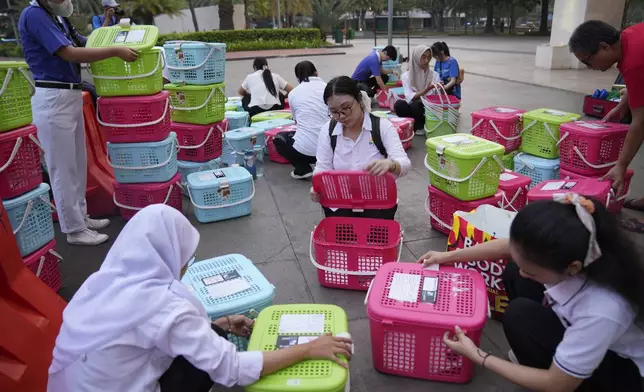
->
[86, 24, 159, 50]
[0, 62, 34, 133]
[165, 82, 226, 125]
[521, 108, 580, 159]
[424, 112, 456, 138]
[226, 103, 238, 112]
[425, 134, 505, 201]
[251, 111, 293, 123]
[245, 304, 349, 392]
[502, 150, 519, 171]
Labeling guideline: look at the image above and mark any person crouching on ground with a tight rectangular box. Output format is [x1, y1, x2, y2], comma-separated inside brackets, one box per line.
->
[238, 57, 293, 118]
[351, 45, 398, 97]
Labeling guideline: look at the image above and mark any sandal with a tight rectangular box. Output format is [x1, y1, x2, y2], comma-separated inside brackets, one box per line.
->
[623, 198, 644, 212]
[621, 218, 644, 233]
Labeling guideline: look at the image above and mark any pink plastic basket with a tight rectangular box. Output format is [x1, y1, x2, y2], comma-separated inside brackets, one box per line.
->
[558, 120, 629, 176]
[0, 124, 42, 199]
[366, 263, 487, 383]
[387, 89, 406, 110]
[424, 94, 461, 109]
[283, 98, 290, 110]
[23, 239, 61, 292]
[113, 173, 183, 220]
[310, 217, 402, 291]
[312, 171, 397, 211]
[560, 167, 633, 213]
[97, 91, 171, 143]
[528, 178, 613, 208]
[498, 171, 531, 212]
[471, 107, 525, 153]
[174, 119, 226, 162]
[377, 90, 390, 109]
[426, 185, 504, 235]
[265, 124, 296, 164]
[388, 117, 414, 150]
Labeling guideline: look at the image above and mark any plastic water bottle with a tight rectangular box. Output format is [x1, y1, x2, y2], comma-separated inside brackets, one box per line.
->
[244, 149, 256, 178]
[253, 144, 264, 178]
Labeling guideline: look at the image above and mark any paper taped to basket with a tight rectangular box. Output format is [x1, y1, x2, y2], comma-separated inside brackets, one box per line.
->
[447, 205, 516, 319]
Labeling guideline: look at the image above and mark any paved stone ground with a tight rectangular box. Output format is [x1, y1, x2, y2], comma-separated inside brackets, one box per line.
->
[51, 37, 644, 391]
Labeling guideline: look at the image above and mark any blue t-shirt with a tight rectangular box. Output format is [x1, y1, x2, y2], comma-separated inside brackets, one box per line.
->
[18, 5, 86, 84]
[92, 15, 117, 29]
[434, 57, 461, 99]
[352, 52, 381, 81]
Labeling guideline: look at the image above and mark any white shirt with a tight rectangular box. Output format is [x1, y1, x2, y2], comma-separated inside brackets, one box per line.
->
[242, 70, 288, 109]
[47, 295, 263, 392]
[288, 77, 328, 157]
[401, 70, 440, 103]
[545, 276, 644, 379]
[314, 114, 411, 176]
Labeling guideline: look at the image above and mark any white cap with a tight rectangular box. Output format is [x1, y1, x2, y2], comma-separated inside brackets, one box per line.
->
[102, 0, 119, 7]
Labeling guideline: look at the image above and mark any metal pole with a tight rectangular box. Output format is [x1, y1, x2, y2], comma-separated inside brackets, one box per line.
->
[387, 0, 393, 45]
[407, 15, 410, 60]
[373, 12, 377, 47]
[6, 0, 19, 43]
[276, 0, 282, 28]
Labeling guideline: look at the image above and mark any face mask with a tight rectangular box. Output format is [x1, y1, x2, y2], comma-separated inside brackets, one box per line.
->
[48, 0, 73, 18]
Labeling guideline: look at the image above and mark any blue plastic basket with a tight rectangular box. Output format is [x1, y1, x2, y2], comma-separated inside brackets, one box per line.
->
[108, 132, 178, 184]
[181, 253, 275, 351]
[2, 183, 54, 257]
[222, 127, 267, 167]
[227, 96, 244, 111]
[514, 152, 560, 189]
[163, 41, 226, 85]
[225, 111, 250, 130]
[382, 60, 401, 83]
[177, 158, 220, 196]
[187, 166, 254, 223]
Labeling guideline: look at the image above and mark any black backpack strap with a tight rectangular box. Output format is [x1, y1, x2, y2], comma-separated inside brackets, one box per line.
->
[329, 119, 338, 152]
[369, 114, 388, 159]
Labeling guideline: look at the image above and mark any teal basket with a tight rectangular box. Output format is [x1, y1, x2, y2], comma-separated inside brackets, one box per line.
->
[107, 132, 178, 184]
[181, 253, 275, 351]
[225, 111, 250, 130]
[177, 158, 220, 196]
[514, 153, 560, 189]
[163, 41, 227, 85]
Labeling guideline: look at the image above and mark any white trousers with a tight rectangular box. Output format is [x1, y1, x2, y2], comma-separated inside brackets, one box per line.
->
[32, 87, 87, 234]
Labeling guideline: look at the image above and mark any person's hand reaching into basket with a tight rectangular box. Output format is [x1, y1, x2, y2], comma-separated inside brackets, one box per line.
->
[113, 47, 139, 62]
[213, 315, 254, 338]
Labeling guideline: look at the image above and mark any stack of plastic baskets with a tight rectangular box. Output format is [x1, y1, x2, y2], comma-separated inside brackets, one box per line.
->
[422, 86, 460, 138]
[251, 110, 293, 124]
[365, 263, 487, 383]
[387, 117, 414, 150]
[265, 124, 297, 164]
[227, 96, 244, 111]
[180, 253, 275, 350]
[310, 171, 403, 291]
[514, 152, 560, 189]
[424, 134, 507, 234]
[221, 126, 268, 168]
[0, 61, 62, 292]
[225, 111, 250, 131]
[528, 178, 613, 209]
[471, 107, 525, 164]
[186, 166, 255, 223]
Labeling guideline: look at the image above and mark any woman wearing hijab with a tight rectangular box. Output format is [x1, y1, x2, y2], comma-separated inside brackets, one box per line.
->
[47, 205, 352, 392]
[393, 45, 441, 135]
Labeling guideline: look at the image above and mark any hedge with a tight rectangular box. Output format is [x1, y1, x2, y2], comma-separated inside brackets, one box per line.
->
[0, 43, 23, 58]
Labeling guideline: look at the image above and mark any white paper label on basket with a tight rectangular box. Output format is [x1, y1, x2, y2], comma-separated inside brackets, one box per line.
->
[441, 135, 471, 144]
[124, 30, 146, 44]
[500, 172, 518, 181]
[576, 122, 607, 130]
[540, 181, 565, 191]
[544, 110, 568, 117]
[388, 273, 421, 302]
[286, 380, 301, 386]
[206, 278, 250, 299]
[494, 107, 518, 113]
[198, 172, 216, 181]
[278, 314, 325, 334]
[424, 263, 440, 271]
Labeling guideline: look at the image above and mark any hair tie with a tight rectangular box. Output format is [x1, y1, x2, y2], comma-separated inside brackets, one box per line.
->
[552, 193, 602, 267]
[262, 65, 268, 71]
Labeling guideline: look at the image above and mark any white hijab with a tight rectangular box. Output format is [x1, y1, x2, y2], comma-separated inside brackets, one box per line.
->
[409, 45, 433, 93]
[49, 205, 204, 374]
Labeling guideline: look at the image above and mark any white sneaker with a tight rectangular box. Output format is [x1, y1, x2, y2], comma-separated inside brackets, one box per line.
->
[67, 229, 109, 246]
[86, 217, 110, 230]
[415, 129, 426, 136]
[508, 350, 519, 364]
[291, 171, 313, 180]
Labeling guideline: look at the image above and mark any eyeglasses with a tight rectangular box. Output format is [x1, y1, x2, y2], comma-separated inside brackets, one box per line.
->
[580, 52, 596, 67]
[329, 99, 356, 119]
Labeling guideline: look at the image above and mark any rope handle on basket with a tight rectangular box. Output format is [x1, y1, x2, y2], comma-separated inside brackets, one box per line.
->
[0, 67, 36, 98]
[522, 119, 559, 143]
[113, 182, 180, 211]
[424, 195, 453, 231]
[513, 152, 534, 171]
[572, 146, 618, 169]
[497, 188, 523, 213]
[107, 138, 177, 170]
[170, 86, 225, 112]
[13, 195, 56, 235]
[165, 41, 223, 71]
[97, 98, 170, 129]
[223, 133, 266, 156]
[186, 178, 255, 210]
[177, 127, 215, 150]
[424, 153, 503, 183]
[36, 249, 63, 278]
[399, 131, 414, 143]
[471, 118, 522, 141]
[90, 48, 164, 81]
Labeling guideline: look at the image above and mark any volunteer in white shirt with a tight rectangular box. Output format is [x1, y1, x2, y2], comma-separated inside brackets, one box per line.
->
[418, 195, 644, 392]
[273, 61, 327, 180]
[310, 76, 411, 220]
[394, 45, 441, 135]
[238, 57, 293, 118]
[47, 205, 353, 392]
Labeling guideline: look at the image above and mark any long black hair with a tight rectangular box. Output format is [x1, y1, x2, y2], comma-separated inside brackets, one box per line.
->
[510, 200, 644, 310]
[253, 57, 277, 98]
[294, 61, 317, 83]
[323, 76, 362, 105]
[430, 41, 451, 57]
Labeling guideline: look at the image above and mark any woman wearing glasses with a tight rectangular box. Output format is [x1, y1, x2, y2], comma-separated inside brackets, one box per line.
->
[310, 76, 412, 220]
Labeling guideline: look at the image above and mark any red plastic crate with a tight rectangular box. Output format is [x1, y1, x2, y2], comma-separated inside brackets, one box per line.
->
[558, 120, 629, 176]
[498, 171, 531, 212]
[0, 124, 42, 200]
[583, 95, 619, 119]
[265, 124, 295, 164]
[174, 119, 227, 162]
[560, 167, 633, 213]
[471, 107, 525, 153]
[426, 185, 504, 235]
[377, 89, 390, 109]
[23, 239, 61, 292]
[312, 171, 397, 211]
[528, 178, 613, 208]
[97, 91, 171, 143]
[388, 117, 414, 150]
[310, 217, 402, 291]
[113, 173, 183, 220]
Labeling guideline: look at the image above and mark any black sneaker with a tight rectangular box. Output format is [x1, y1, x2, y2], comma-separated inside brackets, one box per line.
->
[291, 171, 313, 180]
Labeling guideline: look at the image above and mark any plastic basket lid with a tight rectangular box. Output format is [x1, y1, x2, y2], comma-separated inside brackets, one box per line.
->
[86, 25, 159, 50]
[163, 41, 226, 50]
[107, 132, 176, 149]
[426, 134, 505, 160]
[498, 171, 531, 188]
[528, 179, 611, 200]
[178, 158, 220, 170]
[312, 171, 397, 210]
[225, 127, 265, 142]
[2, 183, 50, 208]
[164, 82, 225, 92]
[514, 153, 560, 170]
[249, 119, 295, 131]
[473, 107, 526, 121]
[225, 111, 249, 120]
[252, 111, 293, 121]
[560, 120, 629, 135]
[0, 61, 28, 70]
[187, 166, 252, 191]
[523, 108, 581, 125]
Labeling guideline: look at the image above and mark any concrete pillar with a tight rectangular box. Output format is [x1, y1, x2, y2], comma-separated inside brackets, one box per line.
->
[535, 0, 626, 69]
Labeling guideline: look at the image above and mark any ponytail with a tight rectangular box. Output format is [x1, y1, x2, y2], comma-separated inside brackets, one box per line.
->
[430, 42, 451, 58]
[253, 57, 277, 98]
[441, 42, 451, 57]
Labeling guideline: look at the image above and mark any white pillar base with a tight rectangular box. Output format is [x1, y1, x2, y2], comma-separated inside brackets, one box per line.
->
[535, 44, 586, 70]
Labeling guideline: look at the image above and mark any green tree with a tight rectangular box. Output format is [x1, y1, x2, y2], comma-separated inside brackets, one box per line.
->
[121, 0, 187, 25]
[283, 0, 312, 27]
[416, 0, 460, 32]
[311, 0, 346, 39]
[218, 0, 234, 29]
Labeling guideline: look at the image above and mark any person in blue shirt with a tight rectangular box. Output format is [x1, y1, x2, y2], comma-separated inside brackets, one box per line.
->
[19, 0, 137, 246]
[92, 0, 118, 30]
[351, 45, 397, 97]
[430, 42, 461, 99]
